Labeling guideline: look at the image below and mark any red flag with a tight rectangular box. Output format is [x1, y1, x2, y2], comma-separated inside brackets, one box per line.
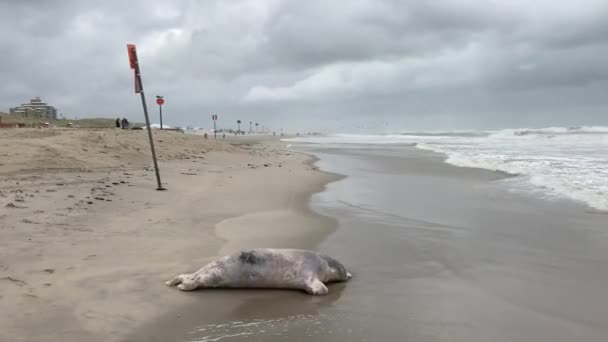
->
[127, 44, 141, 93]
[127, 44, 137, 69]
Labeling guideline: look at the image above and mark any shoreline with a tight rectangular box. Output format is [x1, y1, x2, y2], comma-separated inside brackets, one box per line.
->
[283, 143, 608, 342]
[0, 129, 342, 342]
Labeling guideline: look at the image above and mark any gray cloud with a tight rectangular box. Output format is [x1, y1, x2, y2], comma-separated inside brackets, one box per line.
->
[1, 0, 607, 131]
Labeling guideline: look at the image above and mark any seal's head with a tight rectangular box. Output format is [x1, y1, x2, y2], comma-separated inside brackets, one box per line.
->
[322, 255, 352, 282]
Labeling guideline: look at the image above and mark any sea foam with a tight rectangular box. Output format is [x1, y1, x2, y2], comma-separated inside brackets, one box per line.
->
[285, 127, 608, 211]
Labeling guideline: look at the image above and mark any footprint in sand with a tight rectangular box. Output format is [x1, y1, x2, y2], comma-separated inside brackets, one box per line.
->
[5, 202, 26, 209]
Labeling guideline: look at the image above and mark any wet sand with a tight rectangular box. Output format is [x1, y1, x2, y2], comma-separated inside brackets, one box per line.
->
[307, 145, 608, 342]
[151, 144, 608, 342]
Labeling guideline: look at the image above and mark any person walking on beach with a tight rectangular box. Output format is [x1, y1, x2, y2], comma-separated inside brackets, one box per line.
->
[121, 117, 129, 129]
[115, 118, 121, 128]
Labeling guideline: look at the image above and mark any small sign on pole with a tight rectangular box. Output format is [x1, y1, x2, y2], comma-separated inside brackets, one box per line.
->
[212, 114, 218, 139]
[127, 43, 165, 191]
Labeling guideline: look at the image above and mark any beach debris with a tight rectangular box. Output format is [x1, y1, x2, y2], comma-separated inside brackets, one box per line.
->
[43, 269, 55, 274]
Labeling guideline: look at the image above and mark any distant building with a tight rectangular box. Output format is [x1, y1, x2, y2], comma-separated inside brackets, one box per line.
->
[9, 97, 58, 119]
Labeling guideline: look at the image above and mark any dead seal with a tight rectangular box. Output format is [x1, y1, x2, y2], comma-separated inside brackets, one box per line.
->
[166, 248, 352, 295]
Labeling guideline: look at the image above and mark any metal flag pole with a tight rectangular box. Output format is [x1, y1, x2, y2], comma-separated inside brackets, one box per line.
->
[127, 44, 165, 191]
[159, 104, 163, 130]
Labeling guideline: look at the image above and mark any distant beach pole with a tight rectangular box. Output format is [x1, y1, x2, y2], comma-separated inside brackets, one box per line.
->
[127, 43, 165, 191]
[156, 96, 165, 130]
[212, 114, 218, 139]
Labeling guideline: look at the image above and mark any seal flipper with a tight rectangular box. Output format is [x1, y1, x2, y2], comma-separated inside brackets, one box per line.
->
[177, 280, 198, 291]
[167, 273, 199, 291]
[304, 278, 328, 296]
[166, 274, 189, 287]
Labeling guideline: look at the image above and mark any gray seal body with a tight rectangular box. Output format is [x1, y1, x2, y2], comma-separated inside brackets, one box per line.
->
[166, 248, 352, 295]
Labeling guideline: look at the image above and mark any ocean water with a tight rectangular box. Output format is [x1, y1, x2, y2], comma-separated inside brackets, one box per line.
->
[286, 126, 608, 211]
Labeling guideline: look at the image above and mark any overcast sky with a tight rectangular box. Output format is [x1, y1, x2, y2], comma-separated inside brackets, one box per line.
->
[1, 0, 607, 132]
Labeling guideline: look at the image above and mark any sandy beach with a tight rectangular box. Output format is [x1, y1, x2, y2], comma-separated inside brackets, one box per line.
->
[0, 129, 339, 342]
[3, 129, 608, 342]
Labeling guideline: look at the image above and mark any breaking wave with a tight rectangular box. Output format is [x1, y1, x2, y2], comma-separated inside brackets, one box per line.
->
[285, 127, 608, 211]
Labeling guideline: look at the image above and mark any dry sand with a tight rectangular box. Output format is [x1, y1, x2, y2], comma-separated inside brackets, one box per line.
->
[0, 128, 339, 342]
